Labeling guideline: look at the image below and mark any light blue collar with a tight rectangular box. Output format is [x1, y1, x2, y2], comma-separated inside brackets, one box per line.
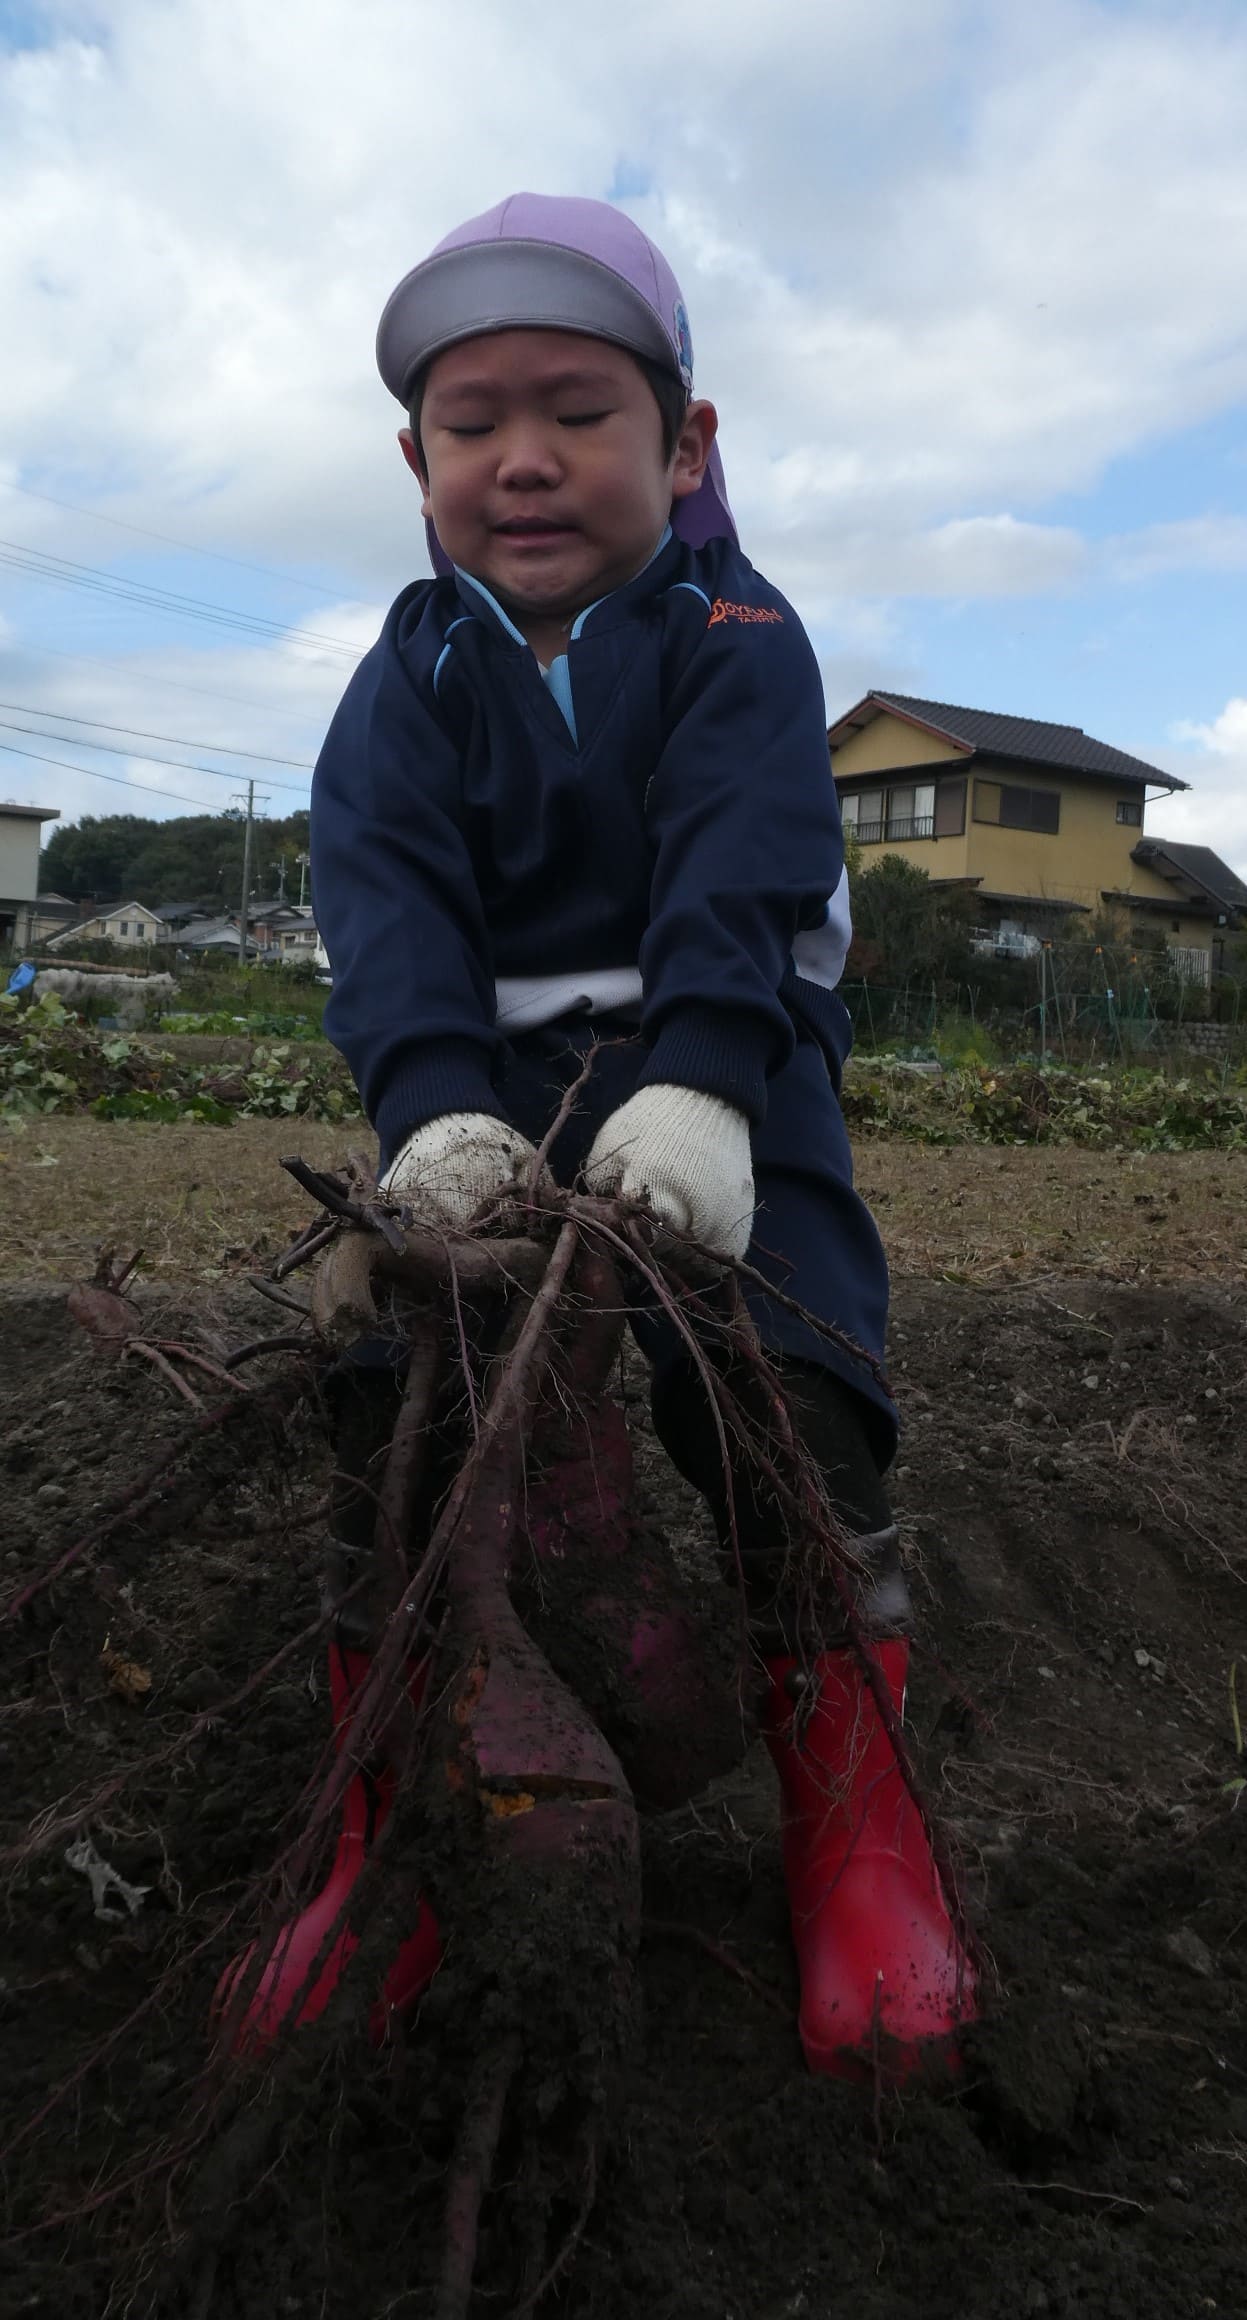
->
[454, 526, 674, 744]
[453, 523, 673, 651]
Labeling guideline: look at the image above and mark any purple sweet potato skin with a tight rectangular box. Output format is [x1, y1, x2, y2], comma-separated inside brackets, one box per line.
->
[516, 1391, 757, 1806]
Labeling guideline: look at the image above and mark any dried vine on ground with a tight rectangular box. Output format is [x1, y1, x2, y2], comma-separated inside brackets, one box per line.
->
[2, 1250, 1244, 2319]
[4, 1152, 944, 2318]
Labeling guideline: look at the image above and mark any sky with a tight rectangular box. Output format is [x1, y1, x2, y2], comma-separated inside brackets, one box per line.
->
[1, 0, 1245, 888]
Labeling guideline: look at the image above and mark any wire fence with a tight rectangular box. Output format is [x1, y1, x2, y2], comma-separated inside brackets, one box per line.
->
[842, 951, 1247, 1070]
[5, 932, 1245, 1071]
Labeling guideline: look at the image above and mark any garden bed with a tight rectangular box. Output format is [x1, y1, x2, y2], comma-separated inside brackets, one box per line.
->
[1, 1270, 1243, 2317]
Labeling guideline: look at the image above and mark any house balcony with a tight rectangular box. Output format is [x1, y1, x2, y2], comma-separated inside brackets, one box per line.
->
[1169, 945, 1211, 987]
[851, 815, 936, 845]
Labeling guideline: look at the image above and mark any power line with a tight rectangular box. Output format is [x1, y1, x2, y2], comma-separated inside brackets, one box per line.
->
[11, 637, 344, 730]
[0, 699, 315, 767]
[0, 539, 364, 659]
[0, 717, 311, 795]
[1, 478, 353, 601]
[0, 738, 220, 810]
[0, 540, 363, 658]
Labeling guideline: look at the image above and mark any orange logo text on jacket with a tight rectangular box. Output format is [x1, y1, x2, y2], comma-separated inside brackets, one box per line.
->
[707, 597, 784, 627]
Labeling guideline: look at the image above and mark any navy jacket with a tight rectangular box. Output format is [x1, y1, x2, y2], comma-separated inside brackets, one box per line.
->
[311, 532, 849, 1163]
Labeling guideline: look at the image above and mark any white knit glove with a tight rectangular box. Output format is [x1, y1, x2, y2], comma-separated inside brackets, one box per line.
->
[582, 1085, 754, 1260]
[381, 1112, 538, 1228]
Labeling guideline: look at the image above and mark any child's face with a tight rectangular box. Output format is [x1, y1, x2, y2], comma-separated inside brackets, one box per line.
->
[402, 329, 715, 643]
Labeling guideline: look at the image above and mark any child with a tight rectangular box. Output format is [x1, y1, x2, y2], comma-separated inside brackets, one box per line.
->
[277, 193, 973, 2076]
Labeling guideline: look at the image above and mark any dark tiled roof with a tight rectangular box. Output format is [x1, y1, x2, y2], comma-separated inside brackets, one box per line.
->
[974, 890, 1089, 913]
[1132, 839, 1247, 914]
[837, 692, 1187, 791]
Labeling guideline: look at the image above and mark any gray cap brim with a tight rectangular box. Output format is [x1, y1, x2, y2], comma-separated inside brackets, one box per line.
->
[376, 240, 680, 407]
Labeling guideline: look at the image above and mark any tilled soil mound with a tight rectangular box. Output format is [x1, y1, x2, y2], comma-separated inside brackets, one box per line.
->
[1, 1276, 1244, 2320]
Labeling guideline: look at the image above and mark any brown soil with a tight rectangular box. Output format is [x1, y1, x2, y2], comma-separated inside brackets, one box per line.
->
[1, 1271, 1245, 2319]
[855, 1144, 1247, 1288]
[0, 1118, 346, 1280]
[2, 1119, 1245, 1289]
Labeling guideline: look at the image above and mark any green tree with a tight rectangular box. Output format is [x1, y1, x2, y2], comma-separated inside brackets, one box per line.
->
[40, 810, 311, 911]
[848, 853, 976, 987]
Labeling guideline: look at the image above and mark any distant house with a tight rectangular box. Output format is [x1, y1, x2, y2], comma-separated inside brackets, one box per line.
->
[149, 901, 204, 935]
[1, 801, 60, 950]
[826, 693, 1238, 984]
[174, 915, 263, 959]
[262, 906, 323, 965]
[26, 891, 81, 945]
[46, 898, 164, 950]
[1111, 840, 1247, 980]
[219, 900, 325, 967]
[37, 890, 321, 970]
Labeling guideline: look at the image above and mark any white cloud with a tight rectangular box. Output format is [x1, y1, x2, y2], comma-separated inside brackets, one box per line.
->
[0, 619, 374, 823]
[1147, 697, 1247, 881]
[0, 0, 1245, 825]
[3, 2, 1246, 575]
[1109, 518, 1247, 582]
[1172, 697, 1247, 761]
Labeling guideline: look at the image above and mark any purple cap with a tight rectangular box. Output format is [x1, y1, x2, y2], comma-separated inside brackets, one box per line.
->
[377, 192, 735, 574]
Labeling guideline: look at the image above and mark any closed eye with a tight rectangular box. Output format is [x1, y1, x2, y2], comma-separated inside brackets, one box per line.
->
[558, 410, 611, 428]
[446, 423, 494, 438]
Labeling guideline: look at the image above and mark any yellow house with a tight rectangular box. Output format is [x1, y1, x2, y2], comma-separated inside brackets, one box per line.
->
[46, 898, 165, 950]
[827, 692, 1240, 982]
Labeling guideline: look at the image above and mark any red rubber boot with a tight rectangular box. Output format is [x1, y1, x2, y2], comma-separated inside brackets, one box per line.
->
[215, 1639, 441, 2049]
[764, 1639, 976, 2080]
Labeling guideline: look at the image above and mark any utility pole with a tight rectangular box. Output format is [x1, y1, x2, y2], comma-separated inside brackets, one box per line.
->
[234, 781, 269, 966]
[296, 850, 310, 908]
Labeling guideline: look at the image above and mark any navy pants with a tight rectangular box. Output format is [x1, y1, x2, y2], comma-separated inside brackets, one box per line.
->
[496, 1008, 897, 1468]
[338, 1003, 898, 1640]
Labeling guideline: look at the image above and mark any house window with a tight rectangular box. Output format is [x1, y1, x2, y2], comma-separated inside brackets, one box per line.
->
[934, 777, 967, 837]
[973, 780, 1060, 834]
[842, 781, 939, 845]
[885, 782, 936, 842]
[118, 920, 129, 937]
[841, 788, 885, 845]
[1116, 799, 1143, 826]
